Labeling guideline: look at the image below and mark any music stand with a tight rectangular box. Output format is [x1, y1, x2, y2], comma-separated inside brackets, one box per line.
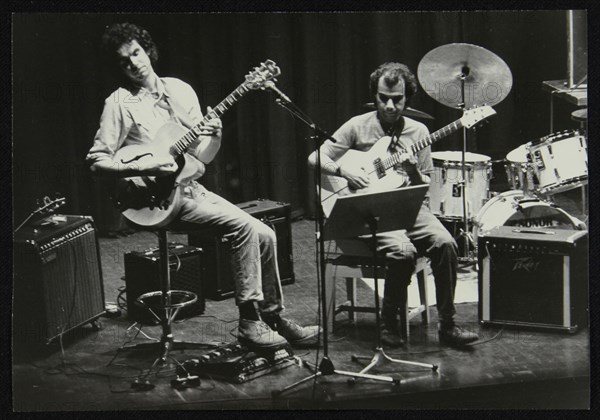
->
[273, 186, 437, 396]
[324, 185, 438, 382]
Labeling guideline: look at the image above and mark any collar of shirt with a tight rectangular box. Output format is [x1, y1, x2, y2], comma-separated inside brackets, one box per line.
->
[137, 76, 170, 104]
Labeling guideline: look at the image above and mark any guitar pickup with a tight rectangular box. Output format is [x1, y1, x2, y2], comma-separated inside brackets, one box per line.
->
[373, 158, 386, 179]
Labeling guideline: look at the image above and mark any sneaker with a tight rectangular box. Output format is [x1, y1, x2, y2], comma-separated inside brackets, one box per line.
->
[380, 326, 405, 348]
[438, 324, 479, 348]
[276, 318, 321, 347]
[237, 319, 288, 349]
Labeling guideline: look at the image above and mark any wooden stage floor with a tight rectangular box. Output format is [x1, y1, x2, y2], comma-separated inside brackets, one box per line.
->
[12, 218, 590, 410]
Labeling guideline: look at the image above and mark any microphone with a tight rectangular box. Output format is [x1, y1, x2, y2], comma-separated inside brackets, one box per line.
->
[262, 81, 292, 103]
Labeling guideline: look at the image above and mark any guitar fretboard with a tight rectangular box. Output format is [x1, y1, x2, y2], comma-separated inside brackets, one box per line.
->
[382, 120, 464, 170]
[169, 84, 250, 156]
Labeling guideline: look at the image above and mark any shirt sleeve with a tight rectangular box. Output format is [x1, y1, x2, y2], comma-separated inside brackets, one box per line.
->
[86, 94, 130, 166]
[320, 118, 356, 161]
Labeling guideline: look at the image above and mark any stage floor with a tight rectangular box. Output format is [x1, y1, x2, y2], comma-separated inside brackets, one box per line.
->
[12, 216, 590, 410]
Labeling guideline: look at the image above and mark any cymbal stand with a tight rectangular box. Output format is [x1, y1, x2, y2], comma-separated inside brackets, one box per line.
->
[456, 69, 476, 265]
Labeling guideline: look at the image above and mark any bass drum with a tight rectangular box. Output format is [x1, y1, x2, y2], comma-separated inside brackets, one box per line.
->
[472, 190, 584, 238]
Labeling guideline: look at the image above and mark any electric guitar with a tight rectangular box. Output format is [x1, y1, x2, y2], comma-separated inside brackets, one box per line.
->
[111, 60, 281, 228]
[320, 106, 496, 217]
[15, 194, 66, 232]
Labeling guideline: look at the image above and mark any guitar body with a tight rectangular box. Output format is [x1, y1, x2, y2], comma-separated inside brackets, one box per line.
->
[114, 122, 202, 228]
[320, 136, 408, 217]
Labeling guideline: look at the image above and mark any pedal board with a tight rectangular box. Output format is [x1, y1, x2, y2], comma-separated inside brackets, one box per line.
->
[178, 342, 296, 384]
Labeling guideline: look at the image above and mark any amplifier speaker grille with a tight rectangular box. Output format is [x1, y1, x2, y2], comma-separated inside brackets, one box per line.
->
[14, 217, 106, 347]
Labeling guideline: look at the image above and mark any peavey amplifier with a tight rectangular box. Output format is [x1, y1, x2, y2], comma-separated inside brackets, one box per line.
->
[124, 243, 204, 324]
[478, 226, 588, 332]
[189, 199, 295, 300]
[13, 215, 106, 347]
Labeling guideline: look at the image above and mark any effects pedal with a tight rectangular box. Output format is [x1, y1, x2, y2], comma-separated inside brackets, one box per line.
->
[179, 342, 295, 383]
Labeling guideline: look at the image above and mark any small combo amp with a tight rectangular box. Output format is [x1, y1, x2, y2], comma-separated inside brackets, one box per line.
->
[478, 226, 588, 332]
[189, 199, 295, 300]
[124, 243, 205, 324]
[13, 215, 106, 347]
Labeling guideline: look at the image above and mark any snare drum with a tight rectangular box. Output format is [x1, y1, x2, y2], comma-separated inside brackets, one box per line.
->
[528, 130, 588, 194]
[428, 151, 491, 220]
[505, 144, 537, 193]
[472, 190, 582, 238]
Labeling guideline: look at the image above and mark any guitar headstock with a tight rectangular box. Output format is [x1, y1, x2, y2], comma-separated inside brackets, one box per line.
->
[244, 59, 281, 90]
[34, 194, 66, 216]
[460, 105, 497, 129]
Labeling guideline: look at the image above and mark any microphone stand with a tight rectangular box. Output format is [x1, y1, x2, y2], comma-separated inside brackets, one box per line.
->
[266, 88, 399, 398]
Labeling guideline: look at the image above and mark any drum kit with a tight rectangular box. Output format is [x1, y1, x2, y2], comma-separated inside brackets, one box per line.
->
[415, 43, 588, 263]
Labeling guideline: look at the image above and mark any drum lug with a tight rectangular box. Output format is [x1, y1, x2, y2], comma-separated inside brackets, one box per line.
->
[532, 150, 545, 170]
[441, 168, 447, 183]
[440, 200, 445, 216]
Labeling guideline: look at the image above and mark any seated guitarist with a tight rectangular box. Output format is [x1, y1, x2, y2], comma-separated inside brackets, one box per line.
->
[86, 23, 319, 349]
[308, 62, 478, 349]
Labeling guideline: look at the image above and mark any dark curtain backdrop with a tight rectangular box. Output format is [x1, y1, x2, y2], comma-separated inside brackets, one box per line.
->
[13, 11, 578, 232]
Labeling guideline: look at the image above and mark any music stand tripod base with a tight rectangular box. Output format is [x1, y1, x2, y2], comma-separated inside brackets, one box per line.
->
[349, 348, 438, 385]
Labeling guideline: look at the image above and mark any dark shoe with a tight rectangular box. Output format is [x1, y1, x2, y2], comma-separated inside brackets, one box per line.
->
[275, 318, 321, 347]
[237, 319, 288, 349]
[438, 324, 479, 348]
[380, 326, 405, 348]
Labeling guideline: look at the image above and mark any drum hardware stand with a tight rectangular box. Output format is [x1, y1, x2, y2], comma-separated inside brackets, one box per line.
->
[266, 84, 437, 398]
[456, 69, 477, 265]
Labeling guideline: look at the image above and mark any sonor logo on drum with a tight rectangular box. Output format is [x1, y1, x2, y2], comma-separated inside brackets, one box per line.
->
[510, 217, 562, 228]
[512, 257, 540, 272]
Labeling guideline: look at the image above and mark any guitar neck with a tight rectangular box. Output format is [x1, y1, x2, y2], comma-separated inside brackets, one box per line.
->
[170, 83, 250, 156]
[382, 118, 464, 170]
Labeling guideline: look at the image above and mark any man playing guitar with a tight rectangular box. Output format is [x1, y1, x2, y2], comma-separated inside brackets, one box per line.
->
[87, 23, 319, 350]
[308, 62, 478, 348]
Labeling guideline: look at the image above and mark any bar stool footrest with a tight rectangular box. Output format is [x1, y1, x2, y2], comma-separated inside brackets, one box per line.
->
[135, 290, 198, 311]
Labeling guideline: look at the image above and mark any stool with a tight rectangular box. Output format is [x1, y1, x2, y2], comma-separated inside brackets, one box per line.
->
[325, 254, 430, 340]
[118, 229, 211, 374]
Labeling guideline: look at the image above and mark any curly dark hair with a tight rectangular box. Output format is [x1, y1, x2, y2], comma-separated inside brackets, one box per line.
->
[369, 62, 418, 103]
[101, 22, 159, 67]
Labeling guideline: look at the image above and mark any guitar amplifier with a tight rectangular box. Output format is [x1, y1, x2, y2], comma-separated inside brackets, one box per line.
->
[124, 243, 205, 324]
[478, 226, 588, 332]
[188, 199, 295, 300]
[13, 215, 106, 348]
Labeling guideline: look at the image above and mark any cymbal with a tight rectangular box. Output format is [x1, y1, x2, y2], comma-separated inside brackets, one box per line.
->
[417, 43, 513, 109]
[363, 103, 434, 120]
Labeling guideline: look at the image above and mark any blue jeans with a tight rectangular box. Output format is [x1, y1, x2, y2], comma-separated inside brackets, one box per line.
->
[171, 181, 283, 313]
[336, 204, 458, 324]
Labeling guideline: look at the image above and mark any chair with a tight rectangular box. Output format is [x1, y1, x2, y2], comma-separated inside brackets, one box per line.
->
[325, 240, 430, 342]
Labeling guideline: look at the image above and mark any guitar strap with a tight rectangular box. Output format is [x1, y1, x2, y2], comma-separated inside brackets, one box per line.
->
[388, 116, 406, 154]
